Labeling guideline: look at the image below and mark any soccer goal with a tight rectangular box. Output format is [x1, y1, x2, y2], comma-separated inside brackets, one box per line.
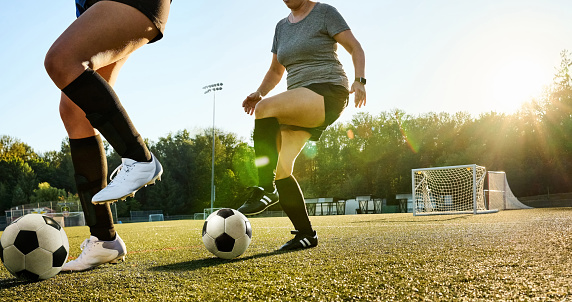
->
[486, 171, 532, 210]
[412, 164, 498, 216]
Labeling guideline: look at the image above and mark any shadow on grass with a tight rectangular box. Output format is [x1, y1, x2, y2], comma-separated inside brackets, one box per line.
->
[150, 249, 296, 272]
[0, 278, 35, 289]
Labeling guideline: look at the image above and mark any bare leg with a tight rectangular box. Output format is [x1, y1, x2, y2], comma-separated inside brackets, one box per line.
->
[45, 1, 159, 88]
[275, 129, 315, 240]
[46, 1, 167, 204]
[276, 129, 311, 180]
[254, 88, 325, 128]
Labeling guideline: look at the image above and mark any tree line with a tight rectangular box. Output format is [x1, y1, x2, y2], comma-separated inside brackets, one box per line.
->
[2, 51, 571, 217]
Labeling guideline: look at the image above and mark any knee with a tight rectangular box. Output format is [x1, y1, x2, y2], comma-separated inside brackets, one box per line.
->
[44, 44, 84, 89]
[254, 100, 273, 119]
[44, 47, 65, 84]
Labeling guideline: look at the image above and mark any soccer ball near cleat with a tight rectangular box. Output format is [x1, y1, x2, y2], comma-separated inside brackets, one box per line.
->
[0, 214, 69, 281]
[202, 208, 252, 259]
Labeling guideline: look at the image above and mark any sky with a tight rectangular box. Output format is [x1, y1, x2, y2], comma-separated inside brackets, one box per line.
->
[1, 0, 572, 153]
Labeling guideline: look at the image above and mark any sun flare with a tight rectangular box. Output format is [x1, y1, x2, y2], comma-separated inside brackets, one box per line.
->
[489, 57, 550, 111]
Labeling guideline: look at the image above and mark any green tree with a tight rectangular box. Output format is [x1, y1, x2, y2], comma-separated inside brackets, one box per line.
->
[30, 182, 67, 203]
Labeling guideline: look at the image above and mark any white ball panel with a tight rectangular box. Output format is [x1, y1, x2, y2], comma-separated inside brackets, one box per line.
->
[232, 235, 251, 257]
[14, 214, 45, 231]
[225, 215, 247, 239]
[60, 228, 70, 251]
[25, 248, 53, 276]
[3, 245, 26, 273]
[38, 267, 62, 280]
[214, 251, 238, 260]
[202, 233, 218, 255]
[0, 223, 20, 247]
[205, 216, 226, 238]
[36, 225, 65, 252]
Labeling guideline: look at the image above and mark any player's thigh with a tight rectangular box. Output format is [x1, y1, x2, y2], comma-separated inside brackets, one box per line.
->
[94, 56, 129, 86]
[276, 129, 311, 180]
[45, 1, 158, 88]
[255, 88, 325, 128]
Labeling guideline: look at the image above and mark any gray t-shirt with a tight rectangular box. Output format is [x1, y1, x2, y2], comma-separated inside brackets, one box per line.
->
[271, 2, 350, 90]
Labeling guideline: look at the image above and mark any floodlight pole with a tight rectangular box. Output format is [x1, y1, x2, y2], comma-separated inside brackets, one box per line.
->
[203, 83, 223, 213]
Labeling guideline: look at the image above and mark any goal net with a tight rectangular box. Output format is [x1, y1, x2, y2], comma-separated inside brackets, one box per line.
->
[487, 171, 532, 210]
[412, 164, 498, 216]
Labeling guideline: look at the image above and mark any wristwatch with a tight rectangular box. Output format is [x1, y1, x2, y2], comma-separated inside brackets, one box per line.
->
[355, 77, 366, 85]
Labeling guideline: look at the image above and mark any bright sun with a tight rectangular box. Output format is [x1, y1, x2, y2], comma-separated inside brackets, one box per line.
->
[489, 57, 549, 111]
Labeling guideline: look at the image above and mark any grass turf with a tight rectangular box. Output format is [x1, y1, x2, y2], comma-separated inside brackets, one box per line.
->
[0, 208, 571, 301]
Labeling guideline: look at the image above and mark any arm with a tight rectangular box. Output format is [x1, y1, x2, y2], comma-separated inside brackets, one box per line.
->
[243, 53, 286, 115]
[334, 29, 366, 108]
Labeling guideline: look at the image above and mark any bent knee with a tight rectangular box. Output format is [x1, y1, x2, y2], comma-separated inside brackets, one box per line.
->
[254, 100, 275, 119]
[44, 45, 87, 89]
[44, 46, 66, 81]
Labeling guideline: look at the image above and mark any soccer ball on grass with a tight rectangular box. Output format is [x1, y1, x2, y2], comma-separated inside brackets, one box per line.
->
[202, 208, 252, 259]
[0, 214, 69, 281]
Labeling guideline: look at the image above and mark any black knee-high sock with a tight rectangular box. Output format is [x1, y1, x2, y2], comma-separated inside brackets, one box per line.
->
[253, 117, 279, 192]
[62, 68, 151, 162]
[275, 175, 313, 234]
[69, 135, 116, 241]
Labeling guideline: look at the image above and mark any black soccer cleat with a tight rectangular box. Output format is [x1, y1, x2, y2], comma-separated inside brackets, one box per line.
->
[237, 187, 279, 216]
[279, 230, 318, 251]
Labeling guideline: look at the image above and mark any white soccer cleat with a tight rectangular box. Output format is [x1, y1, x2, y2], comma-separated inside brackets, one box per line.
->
[92, 152, 163, 204]
[61, 234, 127, 272]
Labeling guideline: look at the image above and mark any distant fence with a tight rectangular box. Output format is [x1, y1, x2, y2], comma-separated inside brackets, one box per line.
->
[130, 210, 164, 223]
[118, 214, 194, 223]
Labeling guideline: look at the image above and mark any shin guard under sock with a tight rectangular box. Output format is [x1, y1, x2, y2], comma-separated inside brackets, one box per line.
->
[63, 69, 151, 162]
[70, 136, 116, 241]
[253, 117, 279, 192]
[275, 175, 313, 234]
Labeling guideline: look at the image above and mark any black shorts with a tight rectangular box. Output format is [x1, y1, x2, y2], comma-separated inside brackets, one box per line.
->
[287, 83, 349, 141]
[85, 0, 170, 43]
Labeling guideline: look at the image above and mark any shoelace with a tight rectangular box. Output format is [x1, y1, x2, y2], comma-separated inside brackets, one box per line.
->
[108, 162, 134, 187]
[77, 238, 95, 260]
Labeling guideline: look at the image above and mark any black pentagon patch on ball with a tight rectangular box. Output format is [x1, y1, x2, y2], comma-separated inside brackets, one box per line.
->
[216, 208, 235, 219]
[43, 216, 61, 231]
[14, 230, 39, 255]
[245, 221, 252, 238]
[15, 270, 40, 281]
[53, 246, 68, 267]
[215, 233, 235, 252]
[202, 221, 208, 236]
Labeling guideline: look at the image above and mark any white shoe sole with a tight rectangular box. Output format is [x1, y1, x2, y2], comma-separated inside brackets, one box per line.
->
[61, 255, 126, 272]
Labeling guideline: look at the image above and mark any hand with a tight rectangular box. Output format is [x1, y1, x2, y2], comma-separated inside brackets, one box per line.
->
[350, 81, 366, 108]
[242, 91, 262, 115]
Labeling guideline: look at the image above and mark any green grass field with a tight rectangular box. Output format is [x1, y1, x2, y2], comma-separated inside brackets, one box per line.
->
[1, 208, 571, 301]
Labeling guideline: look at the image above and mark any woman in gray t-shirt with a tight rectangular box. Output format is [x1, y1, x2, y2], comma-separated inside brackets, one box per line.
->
[237, 0, 366, 250]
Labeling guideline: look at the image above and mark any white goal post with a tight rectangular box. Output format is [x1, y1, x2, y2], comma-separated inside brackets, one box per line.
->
[412, 164, 498, 216]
